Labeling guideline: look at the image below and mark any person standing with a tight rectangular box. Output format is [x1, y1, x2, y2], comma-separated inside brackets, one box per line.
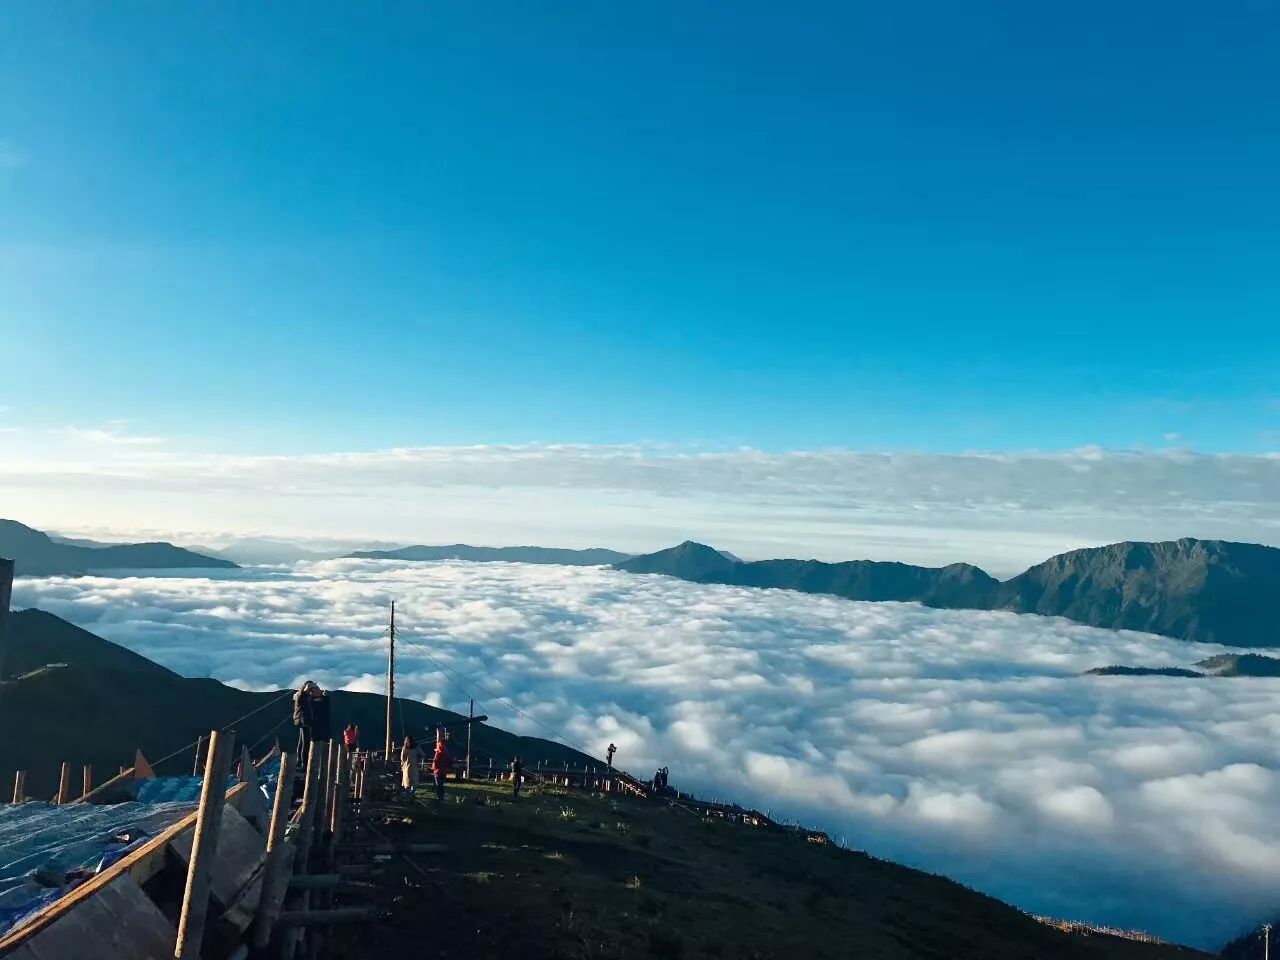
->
[510, 756, 524, 799]
[431, 736, 452, 803]
[401, 736, 423, 793]
[293, 681, 320, 759]
[342, 724, 359, 750]
[310, 683, 332, 744]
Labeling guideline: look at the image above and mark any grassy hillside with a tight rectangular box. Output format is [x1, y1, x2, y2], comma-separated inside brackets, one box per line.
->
[357, 780, 1211, 960]
[0, 609, 599, 799]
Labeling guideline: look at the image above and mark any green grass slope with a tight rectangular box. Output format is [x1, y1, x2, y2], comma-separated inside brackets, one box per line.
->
[359, 781, 1211, 960]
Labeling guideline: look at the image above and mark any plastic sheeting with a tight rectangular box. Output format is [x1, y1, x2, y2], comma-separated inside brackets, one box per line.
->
[135, 774, 237, 805]
[0, 757, 287, 938]
[0, 797, 195, 935]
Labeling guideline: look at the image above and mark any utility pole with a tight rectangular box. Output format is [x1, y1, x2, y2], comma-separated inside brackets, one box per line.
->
[1264, 922, 1272, 960]
[384, 601, 396, 762]
[466, 699, 473, 780]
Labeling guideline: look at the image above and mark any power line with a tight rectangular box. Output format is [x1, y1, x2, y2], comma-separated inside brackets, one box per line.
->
[150, 689, 296, 771]
[393, 628, 594, 757]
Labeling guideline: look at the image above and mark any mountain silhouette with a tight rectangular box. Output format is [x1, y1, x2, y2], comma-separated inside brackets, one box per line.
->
[0, 519, 237, 577]
[616, 538, 1280, 647]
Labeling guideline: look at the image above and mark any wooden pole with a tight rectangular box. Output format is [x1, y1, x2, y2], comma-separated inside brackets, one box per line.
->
[280, 742, 321, 960]
[174, 729, 235, 960]
[250, 750, 296, 950]
[81, 764, 92, 799]
[322, 740, 338, 837]
[11, 770, 25, 804]
[55, 762, 70, 804]
[193, 735, 206, 776]
[296, 741, 321, 875]
[385, 600, 395, 761]
[328, 745, 343, 837]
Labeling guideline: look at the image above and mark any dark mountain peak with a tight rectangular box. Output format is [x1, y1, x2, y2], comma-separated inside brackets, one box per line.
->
[0, 518, 54, 545]
[996, 538, 1280, 647]
[5, 608, 181, 680]
[0, 518, 238, 577]
[614, 541, 741, 581]
[1193, 653, 1280, 677]
[614, 537, 1279, 647]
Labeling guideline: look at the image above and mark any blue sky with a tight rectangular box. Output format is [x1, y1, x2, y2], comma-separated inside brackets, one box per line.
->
[1, 1, 1278, 459]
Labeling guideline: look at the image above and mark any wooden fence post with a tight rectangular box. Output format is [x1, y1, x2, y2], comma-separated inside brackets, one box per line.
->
[280, 742, 321, 959]
[193, 735, 206, 776]
[174, 729, 235, 960]
[11, 770, 25, 803]
[329, 744, 348, 839]
[250, 750, 296, 950]
[322, 739, 337, 837]
[81, 764, 92, 799]
[55, 762, 70, 804]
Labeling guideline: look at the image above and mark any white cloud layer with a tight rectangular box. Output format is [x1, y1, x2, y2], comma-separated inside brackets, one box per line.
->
[2, 439, 1279, 574]
[11, 560, 1280, 947]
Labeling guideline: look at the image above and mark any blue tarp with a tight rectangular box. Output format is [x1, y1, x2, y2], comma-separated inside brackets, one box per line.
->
[0, 796, 195, 935]
[135, 774, 237, 805]
[0, 759, 286, 938]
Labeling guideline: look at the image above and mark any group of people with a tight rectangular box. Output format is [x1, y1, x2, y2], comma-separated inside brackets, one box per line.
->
[290, 680, 583, 805]
[398, 733, 454, 802]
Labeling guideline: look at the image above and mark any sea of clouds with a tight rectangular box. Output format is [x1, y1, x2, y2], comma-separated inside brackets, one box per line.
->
[12, 559, 1280, 947]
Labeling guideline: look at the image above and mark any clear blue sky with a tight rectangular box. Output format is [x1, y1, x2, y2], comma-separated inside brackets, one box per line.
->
[1, 1, 1277, 454]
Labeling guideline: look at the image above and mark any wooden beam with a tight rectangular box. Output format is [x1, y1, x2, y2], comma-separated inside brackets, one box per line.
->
[286, 874, 338, 890]
[55, 762, 70, 804]
[81, 764, 92, 799]
[335, 842, 448, 854]
[11, 769, 25, 803]
[250, 749, 296, 950]
[329, 743, 348, 839]
[174, 729, 235, 960]
[275, 907, 377, 927]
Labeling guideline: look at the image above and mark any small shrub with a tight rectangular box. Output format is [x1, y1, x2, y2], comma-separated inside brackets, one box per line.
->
[647, 925, 685, 959]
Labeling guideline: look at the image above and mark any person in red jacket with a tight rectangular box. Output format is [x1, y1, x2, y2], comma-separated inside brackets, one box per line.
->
[431, 736, 451, 803]
[342, 724, 359, 749]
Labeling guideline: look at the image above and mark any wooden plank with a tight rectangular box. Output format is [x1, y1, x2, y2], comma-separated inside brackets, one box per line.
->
[275, 907, 376, 927]
[4, 874, 175, 960]
[170, 805, 266, 916]
[251, 750, 296, 949]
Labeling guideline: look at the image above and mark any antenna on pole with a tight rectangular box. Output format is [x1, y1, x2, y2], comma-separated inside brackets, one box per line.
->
[384, 600, 396, 761]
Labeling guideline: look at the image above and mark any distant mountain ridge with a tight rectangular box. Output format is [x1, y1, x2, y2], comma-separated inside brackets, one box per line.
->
[348, 543, 633, 566]
[615, 538, 1280, 648]
[0, 519, 237, 577]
